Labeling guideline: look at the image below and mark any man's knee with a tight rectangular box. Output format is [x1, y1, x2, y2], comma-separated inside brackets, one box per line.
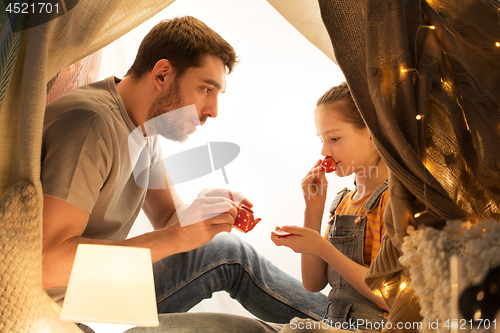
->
[207, 233, 257, 260]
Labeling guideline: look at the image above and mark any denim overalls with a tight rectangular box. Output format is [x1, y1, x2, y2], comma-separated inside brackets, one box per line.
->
[323, 181, 389, 332]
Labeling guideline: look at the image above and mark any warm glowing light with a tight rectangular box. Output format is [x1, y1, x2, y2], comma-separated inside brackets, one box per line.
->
[474, 310, 482, 320]
[416, 115, 422, 120]
[400, 282, 407, 290]
[477, 291, 484, 301]
[414, 210, 427, 218]
[496, 42, 500, 47]
[400, 68, 415, 74]
[421, 25, 435, 30]
[60, 244, 159, 331]
[383, 283, 389, 295]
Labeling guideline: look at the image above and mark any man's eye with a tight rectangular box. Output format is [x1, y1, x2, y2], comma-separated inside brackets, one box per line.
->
[205, 87, 213, 93]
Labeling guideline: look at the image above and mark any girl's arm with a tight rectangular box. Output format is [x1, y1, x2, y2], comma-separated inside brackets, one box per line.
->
[298, 159, 330, 291]
[300, 206, 329, 292]
[272, 225, 389, 311]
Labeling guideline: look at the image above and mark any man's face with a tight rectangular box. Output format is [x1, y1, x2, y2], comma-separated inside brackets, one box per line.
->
[145, 55, 227, 142]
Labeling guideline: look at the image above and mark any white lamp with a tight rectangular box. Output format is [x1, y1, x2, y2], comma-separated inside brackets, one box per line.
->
[60, 244, 159, 333]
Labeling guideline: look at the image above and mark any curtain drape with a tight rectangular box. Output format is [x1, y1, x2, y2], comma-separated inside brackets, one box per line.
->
[0, 1, 176, 331]
[318, 0, 500, 331]
[265, 0, 337, 65]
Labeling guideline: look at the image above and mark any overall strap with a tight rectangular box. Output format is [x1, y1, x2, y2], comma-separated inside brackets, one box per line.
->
[328, 187, 350, 215]
[364, 180, 388, 212]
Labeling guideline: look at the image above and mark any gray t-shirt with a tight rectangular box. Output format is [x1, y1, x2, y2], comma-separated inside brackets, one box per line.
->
[42, 76, 161, 241]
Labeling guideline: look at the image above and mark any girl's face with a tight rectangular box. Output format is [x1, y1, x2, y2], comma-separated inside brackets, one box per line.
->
[314, 103, 379, 178]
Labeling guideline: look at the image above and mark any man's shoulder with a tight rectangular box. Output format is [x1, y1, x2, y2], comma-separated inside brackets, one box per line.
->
[44, 77, 122, 130]
[46, 77, 116, 116]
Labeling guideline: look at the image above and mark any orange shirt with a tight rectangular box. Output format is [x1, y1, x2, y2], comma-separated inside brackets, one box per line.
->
[324, 188, 388, 266]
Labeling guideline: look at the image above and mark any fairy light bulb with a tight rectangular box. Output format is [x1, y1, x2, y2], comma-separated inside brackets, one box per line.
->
[416, 114, 423, 120]
[414, 210, 427, 218]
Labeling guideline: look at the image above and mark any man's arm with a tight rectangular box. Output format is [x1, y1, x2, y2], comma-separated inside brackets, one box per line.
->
[42, 192, 237, 290]
[141, 175, 185, 230]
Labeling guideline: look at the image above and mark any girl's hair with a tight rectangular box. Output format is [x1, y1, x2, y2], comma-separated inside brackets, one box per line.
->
[316, 82, 366, 130]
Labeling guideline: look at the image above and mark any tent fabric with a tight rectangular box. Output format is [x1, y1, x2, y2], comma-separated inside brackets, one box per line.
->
[265, 0, 337, 65]
[0, 1, 175, 331]
[0, 0, 176, 196]
[318, 0, 500, 330]
[0, 10, 27, 110]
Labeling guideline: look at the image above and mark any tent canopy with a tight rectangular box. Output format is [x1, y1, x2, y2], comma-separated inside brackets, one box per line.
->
[0, 0, 498, 331]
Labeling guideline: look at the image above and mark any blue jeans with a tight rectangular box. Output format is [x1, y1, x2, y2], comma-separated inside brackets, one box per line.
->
[78, 314, 284, 333]
[152, 233, 328, 323]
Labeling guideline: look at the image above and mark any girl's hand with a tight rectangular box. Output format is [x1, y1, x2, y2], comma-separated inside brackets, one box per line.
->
[271, 225, 329, 256]
[301, 159, 328, 209]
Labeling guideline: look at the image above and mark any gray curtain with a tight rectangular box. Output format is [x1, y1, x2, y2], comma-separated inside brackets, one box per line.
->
[318, 0, 500, 331]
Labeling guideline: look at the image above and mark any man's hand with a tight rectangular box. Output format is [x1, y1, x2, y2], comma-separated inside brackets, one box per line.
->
[165, 196, 237, 253]
[177, 195, 237, 227]
[197, 187, 253, 207]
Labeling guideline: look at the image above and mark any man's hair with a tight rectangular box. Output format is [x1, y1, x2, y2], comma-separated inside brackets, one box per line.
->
[316, 82, 366, 130]
[126, 16, 237, 79]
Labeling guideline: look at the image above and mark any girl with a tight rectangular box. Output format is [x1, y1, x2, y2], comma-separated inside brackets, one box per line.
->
[272, 83, 389, 332]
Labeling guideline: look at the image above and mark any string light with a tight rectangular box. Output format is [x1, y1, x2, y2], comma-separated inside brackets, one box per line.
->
[474, 310, 482, 320]
[400, 67, 417, 73]
[414, 0, 439, 219]
[414, 210, 427, 218]
[400, 282, 407, 290]
[496, 42, 500, 47]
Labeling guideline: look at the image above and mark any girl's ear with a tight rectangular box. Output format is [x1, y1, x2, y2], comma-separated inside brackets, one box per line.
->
[365, 128, 376, 146]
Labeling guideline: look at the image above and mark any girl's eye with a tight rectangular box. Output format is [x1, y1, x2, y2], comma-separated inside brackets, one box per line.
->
[331, 137, 340, 142]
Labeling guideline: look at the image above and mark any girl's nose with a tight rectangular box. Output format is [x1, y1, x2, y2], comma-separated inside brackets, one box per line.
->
[320, 144, 330, 157]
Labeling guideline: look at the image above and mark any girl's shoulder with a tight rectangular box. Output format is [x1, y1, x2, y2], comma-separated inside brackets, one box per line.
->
[328, 187, 352, 215]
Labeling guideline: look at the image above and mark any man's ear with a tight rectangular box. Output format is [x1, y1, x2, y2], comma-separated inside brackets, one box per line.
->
[151, 59, 175, 91]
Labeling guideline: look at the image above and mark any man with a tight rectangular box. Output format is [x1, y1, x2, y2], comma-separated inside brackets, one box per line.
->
[42, 16, 328, 329]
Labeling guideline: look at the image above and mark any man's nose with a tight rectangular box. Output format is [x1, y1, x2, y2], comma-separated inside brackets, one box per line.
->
[201, 98, 218, 119]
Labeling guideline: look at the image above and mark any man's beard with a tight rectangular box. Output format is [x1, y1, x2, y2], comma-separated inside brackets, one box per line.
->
[144, 77, 202, 142]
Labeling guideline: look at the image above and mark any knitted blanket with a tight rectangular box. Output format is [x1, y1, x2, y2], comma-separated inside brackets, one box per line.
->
[0, 182, 81, 333]
[400, 219, 500, 333]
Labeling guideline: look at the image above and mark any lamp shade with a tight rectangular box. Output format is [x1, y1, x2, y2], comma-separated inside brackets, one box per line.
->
[60, 244, 159, 328]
